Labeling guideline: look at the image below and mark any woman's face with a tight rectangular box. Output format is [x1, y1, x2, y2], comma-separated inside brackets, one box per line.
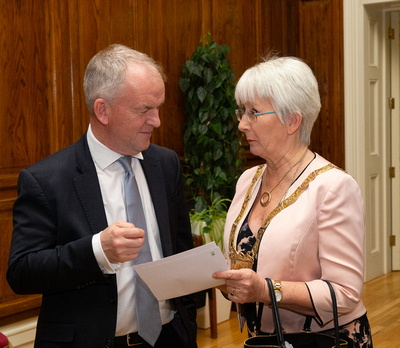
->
[238, 97, 288, 160]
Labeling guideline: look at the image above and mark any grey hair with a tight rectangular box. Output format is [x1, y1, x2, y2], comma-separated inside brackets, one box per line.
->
[235, 56, 321, 145]
[83, 44, 166, 115]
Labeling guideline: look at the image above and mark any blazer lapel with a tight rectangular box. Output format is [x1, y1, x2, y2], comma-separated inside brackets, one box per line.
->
[73, 134, 108, 234]
[141, 145, 173, 257]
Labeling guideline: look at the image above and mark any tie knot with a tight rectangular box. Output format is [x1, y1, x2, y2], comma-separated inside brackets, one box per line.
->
[117, 155, 132, 174]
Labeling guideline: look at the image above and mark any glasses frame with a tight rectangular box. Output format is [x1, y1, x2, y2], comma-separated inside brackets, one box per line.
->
[235, 108, 276, 123]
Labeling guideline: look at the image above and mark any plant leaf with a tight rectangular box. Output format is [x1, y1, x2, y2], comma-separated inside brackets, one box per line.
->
[181, 34, 239, 211]
[212, 122, 222, 135]
[197, 86, 207, 103]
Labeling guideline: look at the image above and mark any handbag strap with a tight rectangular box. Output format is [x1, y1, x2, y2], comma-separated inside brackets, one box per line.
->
[265, 278, 286, 348]
[264, 278, 342, 348]
[323, 280, 341, 348]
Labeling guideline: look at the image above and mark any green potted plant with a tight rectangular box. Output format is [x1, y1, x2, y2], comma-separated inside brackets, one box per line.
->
[179, 33, 243, 249]
[179, 34, 243, 327]
[189, 197, 231, 254]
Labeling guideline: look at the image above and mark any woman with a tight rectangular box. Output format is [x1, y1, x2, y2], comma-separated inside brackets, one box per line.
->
[213, 56, 372, 347]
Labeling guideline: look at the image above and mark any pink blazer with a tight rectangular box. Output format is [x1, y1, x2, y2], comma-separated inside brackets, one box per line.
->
[224, 153, 367, 333]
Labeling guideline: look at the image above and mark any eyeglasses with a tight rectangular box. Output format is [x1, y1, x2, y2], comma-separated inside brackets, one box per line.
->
[235, 108, 276, 123]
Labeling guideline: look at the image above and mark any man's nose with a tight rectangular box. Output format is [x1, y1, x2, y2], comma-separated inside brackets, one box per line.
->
[147, 109, 161, 128]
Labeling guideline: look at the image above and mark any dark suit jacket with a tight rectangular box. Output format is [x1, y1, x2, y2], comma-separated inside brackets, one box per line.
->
[7, 133, 197, 347]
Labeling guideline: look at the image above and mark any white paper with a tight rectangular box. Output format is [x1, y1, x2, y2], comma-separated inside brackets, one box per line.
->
[133, 242, 229, 301]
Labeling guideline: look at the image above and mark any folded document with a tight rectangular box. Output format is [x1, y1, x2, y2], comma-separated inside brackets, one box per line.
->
[133, 242, 229, 301]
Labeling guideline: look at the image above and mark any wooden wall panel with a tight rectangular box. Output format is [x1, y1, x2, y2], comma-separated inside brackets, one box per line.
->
[0, 1, 51, 171]
[298, 0, 344, 168]
[0, 0, 50, 326]
[0, 0, 344, 324]
[46, 0, 77, 152]
[206, 0, 259, 75]
[74, 0, 137, 141]
[130, 0, 205, 154]
[258, 1, 294, 58]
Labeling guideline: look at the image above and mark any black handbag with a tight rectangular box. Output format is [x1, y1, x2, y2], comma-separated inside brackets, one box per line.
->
[244, 279, 349, 348]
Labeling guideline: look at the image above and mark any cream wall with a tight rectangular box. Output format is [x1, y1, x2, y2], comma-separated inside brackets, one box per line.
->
[0, 317, 37, 348]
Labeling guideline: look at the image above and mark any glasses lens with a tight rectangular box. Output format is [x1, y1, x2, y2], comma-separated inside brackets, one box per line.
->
[235, 109, 244, 121]
[235, 108, 259, 123]
[248, 111, 257, 123]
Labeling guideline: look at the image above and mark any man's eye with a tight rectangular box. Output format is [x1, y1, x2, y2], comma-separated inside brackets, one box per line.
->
[135, 108, 149, 115]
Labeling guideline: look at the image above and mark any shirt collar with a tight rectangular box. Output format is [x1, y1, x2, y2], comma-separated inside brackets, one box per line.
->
[87, 124, 143, 171]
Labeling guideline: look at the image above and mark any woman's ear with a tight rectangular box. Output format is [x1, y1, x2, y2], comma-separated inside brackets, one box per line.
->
[287, 112, 302, 135]
[93, 99, 109, 126]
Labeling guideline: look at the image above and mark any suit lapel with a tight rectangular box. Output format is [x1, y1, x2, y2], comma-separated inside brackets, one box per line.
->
[141, 145, 173, 257]
[73, 134, 108, 234]
[71, 136, 173, 252]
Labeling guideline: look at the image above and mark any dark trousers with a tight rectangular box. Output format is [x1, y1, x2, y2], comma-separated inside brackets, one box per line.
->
[114, 317, 189, 348]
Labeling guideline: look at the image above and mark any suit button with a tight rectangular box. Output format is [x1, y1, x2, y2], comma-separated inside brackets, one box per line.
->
[110, 297, 116, 303]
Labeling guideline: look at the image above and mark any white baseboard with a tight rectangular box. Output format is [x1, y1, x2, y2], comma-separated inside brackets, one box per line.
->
[0, 317, 37, 348]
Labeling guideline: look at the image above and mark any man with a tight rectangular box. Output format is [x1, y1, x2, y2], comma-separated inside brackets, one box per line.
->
[7, 44, 197, 348]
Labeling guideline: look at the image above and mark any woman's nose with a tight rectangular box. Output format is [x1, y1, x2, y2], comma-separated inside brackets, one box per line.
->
[238, 117, 249, 132]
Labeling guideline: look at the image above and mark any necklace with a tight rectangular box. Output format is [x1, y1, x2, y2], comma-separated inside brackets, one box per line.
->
[259, 167, 294, 207]
[260, 149, 308, 207]
[278, 148, 308, 207]
[229, 163, 335, 270]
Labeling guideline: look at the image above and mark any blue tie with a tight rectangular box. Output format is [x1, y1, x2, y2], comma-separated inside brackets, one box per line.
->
[118, 156, 162, 346]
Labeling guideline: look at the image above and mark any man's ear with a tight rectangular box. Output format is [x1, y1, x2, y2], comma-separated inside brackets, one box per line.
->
[93, 99, 109, 126]
[287, 112, 302, 135]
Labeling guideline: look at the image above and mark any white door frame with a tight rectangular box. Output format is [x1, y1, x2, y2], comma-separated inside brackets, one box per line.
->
[344, 0, 400, 280]
[390, 11, 400, 270]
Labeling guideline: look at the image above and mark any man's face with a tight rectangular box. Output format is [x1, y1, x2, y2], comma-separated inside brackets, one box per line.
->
[102, 66, 165, 156]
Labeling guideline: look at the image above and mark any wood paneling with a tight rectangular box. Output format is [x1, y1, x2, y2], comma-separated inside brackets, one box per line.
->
[298, 0, 344, 168]
[0, 1, 51, 170]
[1, 0, 49, 324]
[0, 0, 344, 323]
[130, 0, 205, 153]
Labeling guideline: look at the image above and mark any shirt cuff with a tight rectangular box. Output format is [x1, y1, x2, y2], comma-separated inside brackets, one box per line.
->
[92, 232, 117, 274]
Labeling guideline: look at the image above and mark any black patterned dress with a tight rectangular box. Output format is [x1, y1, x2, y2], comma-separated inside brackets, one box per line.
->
[236, 213, 259, 336]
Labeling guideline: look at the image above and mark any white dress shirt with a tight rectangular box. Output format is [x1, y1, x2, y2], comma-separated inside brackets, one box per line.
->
[87, 125, 174, 336]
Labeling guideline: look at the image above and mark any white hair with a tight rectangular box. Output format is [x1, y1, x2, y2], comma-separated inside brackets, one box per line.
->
[235, 56, 321, 145]
[83, 44, 166, 115]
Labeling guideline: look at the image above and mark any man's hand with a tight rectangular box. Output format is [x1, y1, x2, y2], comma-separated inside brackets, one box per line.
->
[100, 220, 145, 263]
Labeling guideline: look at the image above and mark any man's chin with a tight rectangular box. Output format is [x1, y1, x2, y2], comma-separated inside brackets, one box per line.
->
[138, 140, 151, 152]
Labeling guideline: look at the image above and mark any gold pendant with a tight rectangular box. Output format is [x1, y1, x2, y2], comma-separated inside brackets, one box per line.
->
[260, 191, 271, 207]
[229, 250, 254, 270]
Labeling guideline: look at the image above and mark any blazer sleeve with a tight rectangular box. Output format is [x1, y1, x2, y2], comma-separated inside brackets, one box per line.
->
[7, 167, 107, 295]
[306, 171, 365, 325]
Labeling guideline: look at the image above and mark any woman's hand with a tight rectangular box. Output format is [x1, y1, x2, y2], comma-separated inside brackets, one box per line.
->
[214, 270, 316, 316]
[213, 268, 269, 304]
